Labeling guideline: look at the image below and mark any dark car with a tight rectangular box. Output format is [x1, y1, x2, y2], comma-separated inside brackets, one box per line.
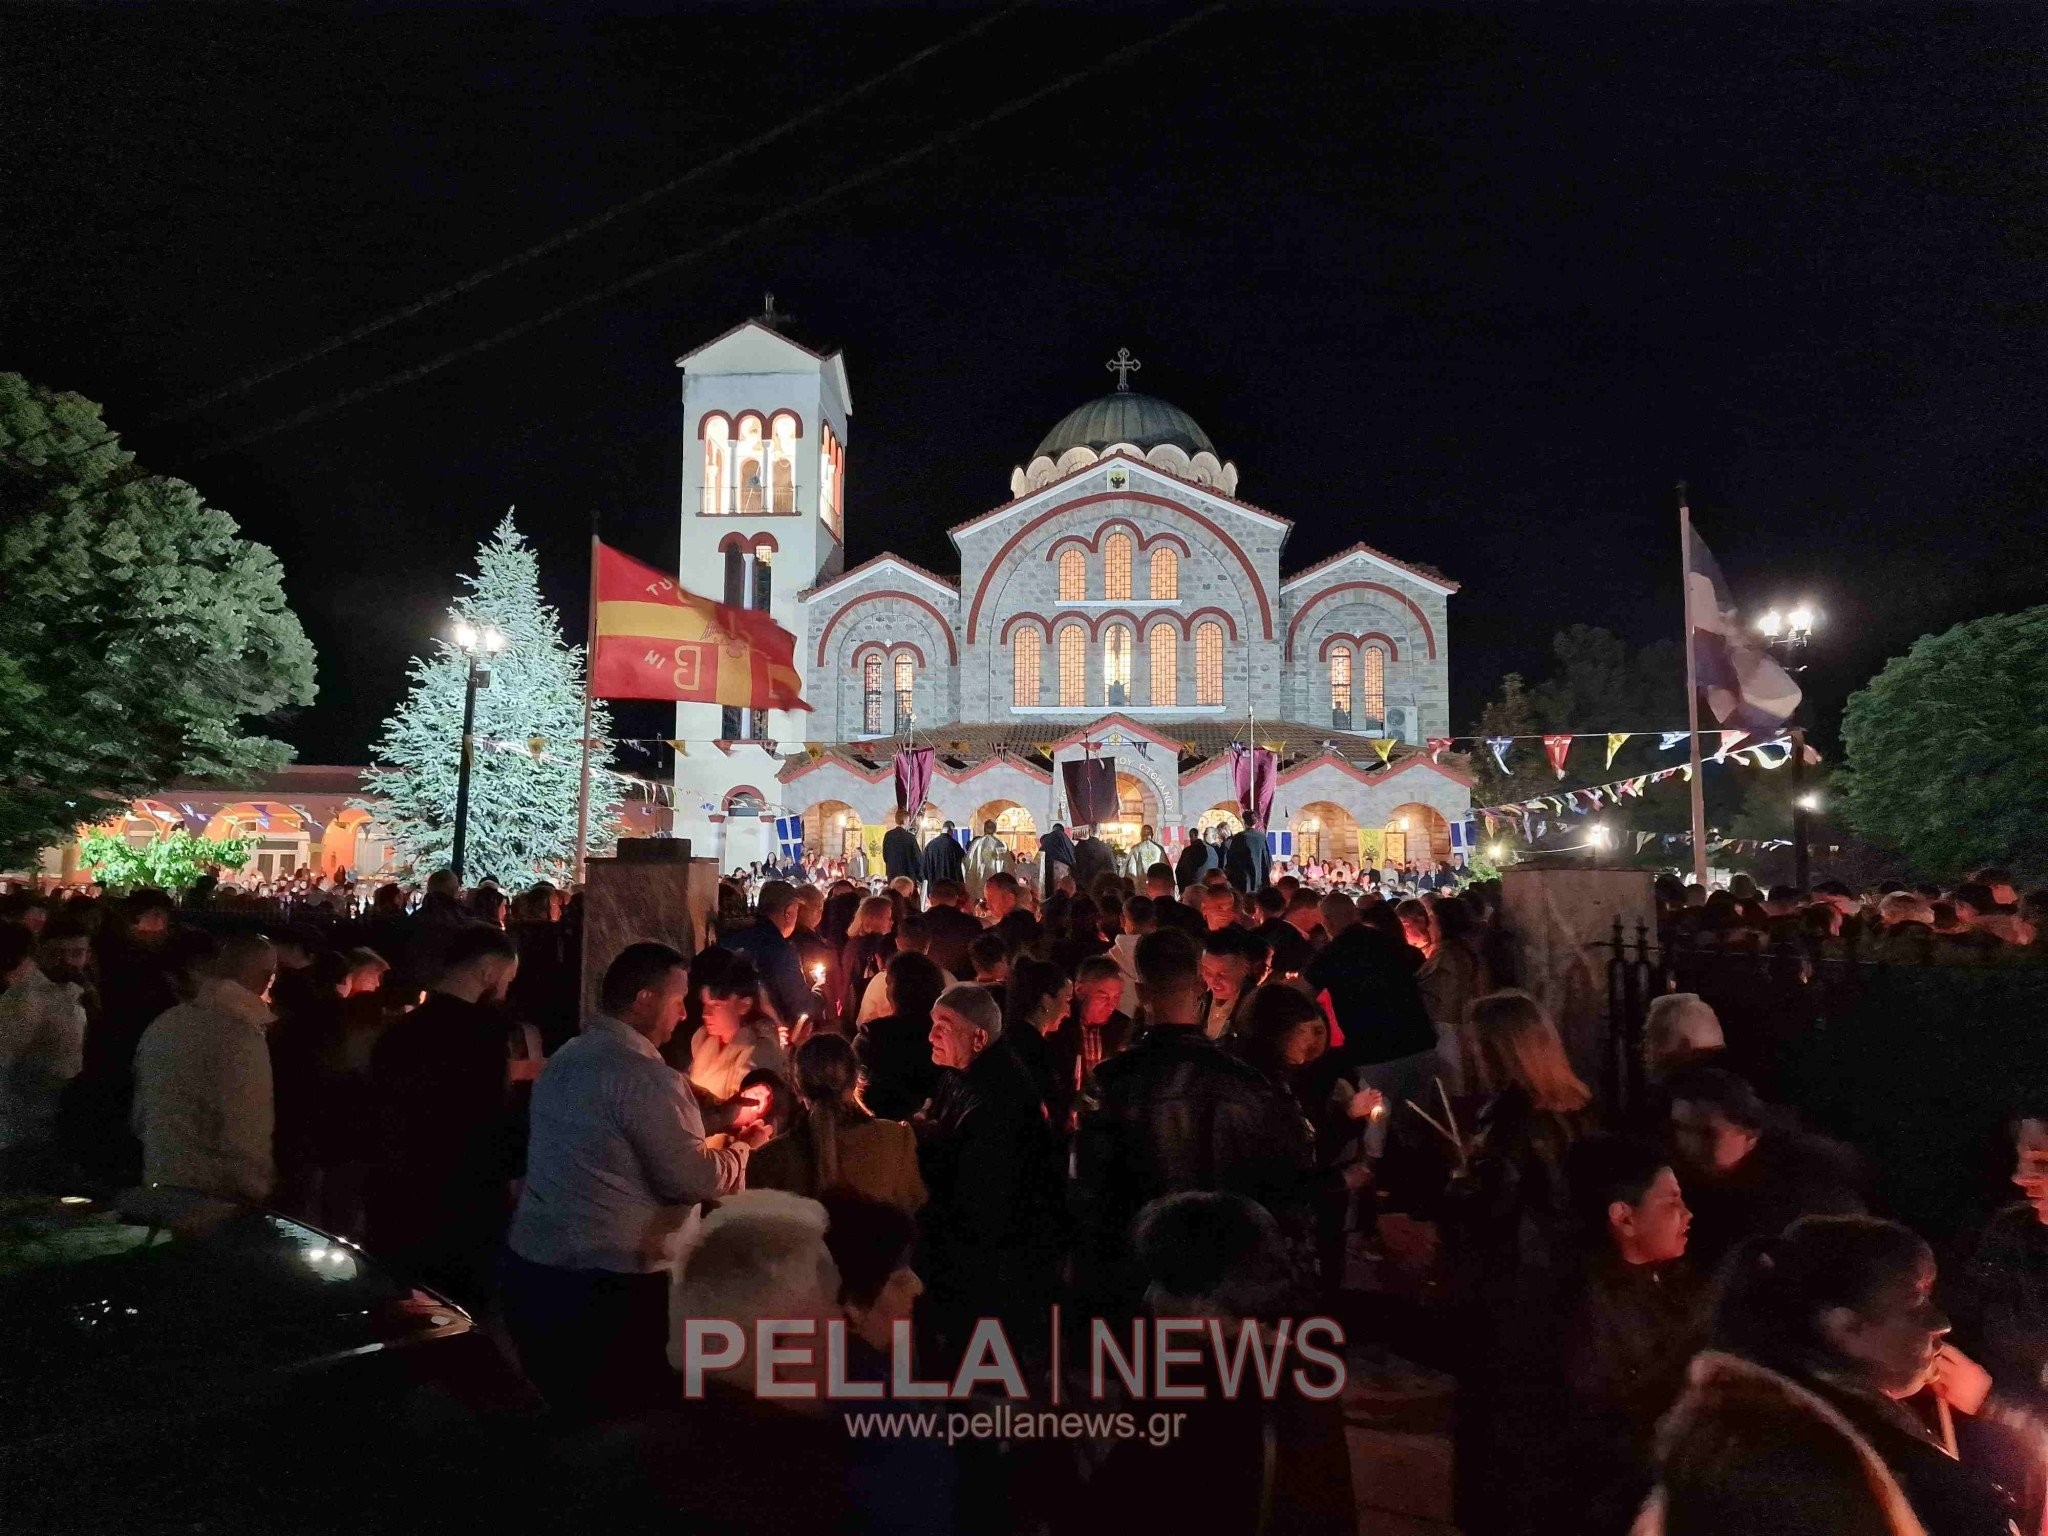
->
[0, 1186, 545, 1534]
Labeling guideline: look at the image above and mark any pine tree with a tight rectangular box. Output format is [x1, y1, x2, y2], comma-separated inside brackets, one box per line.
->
[368, 513, 619, 883]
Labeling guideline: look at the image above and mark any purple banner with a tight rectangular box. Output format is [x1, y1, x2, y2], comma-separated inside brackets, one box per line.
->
[1229, 743, 1277, 830]
[894, 746, 934, 815]
[1061, 756, 1119, 828]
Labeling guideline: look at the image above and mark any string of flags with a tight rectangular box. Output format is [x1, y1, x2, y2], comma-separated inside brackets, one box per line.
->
[1473, 733, 1801, 842]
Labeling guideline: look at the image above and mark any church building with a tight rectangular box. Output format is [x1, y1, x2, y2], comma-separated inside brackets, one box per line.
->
[668, 319, 1473, 875]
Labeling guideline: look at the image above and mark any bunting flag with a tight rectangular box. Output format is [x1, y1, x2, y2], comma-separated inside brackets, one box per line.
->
[1543, 734, 1573, 778]
[590, 541, 810, 711]
[1427, 737, 1453, 763]
[1605, 732, 1631, 769]
[804, 743, 825, 762]
[1487, 736, 1514, 774]
[1659, 732, 1689, 752]
[1714, 729, 1744, 763]
[1370, 737, 1398, 766]
[1482, 810, 1499, 835]
[1636, 831, 1656, 853]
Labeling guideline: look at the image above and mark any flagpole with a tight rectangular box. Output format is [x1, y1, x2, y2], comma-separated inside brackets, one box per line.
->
[1678, 482, 1710, 887]
[573, 526, 599, 889]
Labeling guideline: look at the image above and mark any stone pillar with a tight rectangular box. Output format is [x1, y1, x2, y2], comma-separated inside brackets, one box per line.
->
[579, 842, 721, 1025]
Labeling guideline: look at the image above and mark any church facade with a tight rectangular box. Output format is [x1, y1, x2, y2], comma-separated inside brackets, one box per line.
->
[668, 320, 1473, 875]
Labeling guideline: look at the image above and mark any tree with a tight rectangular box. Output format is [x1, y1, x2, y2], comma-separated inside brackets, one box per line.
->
[0, 376, 317, 865]
[368, 513, 619, 883]
[78, 828, 251, 892]
[1839, 606, 2048, 880]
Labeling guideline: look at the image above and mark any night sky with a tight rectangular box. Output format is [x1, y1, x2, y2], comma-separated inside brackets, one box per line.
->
[7, 2, 2045, 765]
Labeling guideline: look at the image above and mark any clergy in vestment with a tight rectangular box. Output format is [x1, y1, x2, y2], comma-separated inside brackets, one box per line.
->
[963, 822, 1013, 902]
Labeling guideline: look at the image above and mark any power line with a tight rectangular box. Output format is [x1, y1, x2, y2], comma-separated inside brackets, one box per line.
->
[150, 0, 1038, 427]
[188, 2, 1231, 462]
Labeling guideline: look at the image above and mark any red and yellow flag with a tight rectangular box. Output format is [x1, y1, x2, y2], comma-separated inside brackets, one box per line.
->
[590, 542, 810, 710]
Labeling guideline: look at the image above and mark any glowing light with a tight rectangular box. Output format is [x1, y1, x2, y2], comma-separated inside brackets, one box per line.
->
[453, 620, 478, 650]
[1797, 792, 1822, 812]
[59, 1195, 90, 1205]
[481, 625, 507, 654]
[1787, 605, 1818, 634]
[1486, 843, 1506, 861]
[1756, 610, 1783, 638]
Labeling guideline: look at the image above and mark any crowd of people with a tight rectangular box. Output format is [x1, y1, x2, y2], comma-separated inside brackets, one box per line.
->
[2, 848, 2046, 1534]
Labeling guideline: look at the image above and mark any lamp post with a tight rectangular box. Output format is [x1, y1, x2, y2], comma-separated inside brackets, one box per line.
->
[1756, 603, 1820, 888]
[449, 619, 506, 886]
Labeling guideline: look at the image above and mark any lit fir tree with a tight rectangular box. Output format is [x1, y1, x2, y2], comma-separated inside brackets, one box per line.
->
[368, 513, 619, 882]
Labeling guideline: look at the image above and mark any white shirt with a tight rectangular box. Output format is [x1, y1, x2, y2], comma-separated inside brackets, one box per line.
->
[508, 1015, 747, 1274]
[132, 978, 276, 1203]
[0, 965, 87, 1150]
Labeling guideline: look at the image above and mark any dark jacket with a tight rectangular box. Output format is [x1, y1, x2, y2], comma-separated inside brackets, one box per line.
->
[920, 903, 982, 978]
[856, 1012, 940, 1121]
[840, 933, 898, 1027]
[1307, 924, 1438, 1066]
[1955, 1202, 2048, 1416]
[1682, 1124, 1866, 1276]
[1040, 826, 1078, 889]
[916, 1042, 1065, 1327]
[1174, 840, 1216, 891]
[366, 992, 518, 1291]
[1257, 916, 1315, 980]
[1072, 835, 1118, 893]
[1224, 828, 1271, 894]
[715, 921, 815, 1027]
[1075, 1024, 1313, 1281]
[920, 831, 966, 886]
[882, 825, 923, 882]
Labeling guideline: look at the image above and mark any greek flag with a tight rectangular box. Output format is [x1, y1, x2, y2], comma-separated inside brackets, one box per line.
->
[1686, 524, 1801, 737]
[1265, 830, 1294, 858]
[773, 816, 804, 862]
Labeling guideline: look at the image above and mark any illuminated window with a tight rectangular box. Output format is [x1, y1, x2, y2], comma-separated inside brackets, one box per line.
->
[1362, 645, 1386, 723]
[752, 544, 774, 611]
[1330, 646, 1352, 725]
[1013, 628, 1041, 707]
[736, 416, 767, 516]
[701, 418, 731, 515]
[1103, 533, 1133, 602]
[1149, 623, 1177, 706]
[1058, 548, 1086, 602]
[768, 413, 798, 515]
[862, 653, 883, 735]
[1195, 621, 1224, 706]
[819, 426, 844, 539]
[1058, 624, 1086, 708]
[1150, 546, 1178, 600]
[894, 653, 915, 732]
[1103, 623, 1133, 706]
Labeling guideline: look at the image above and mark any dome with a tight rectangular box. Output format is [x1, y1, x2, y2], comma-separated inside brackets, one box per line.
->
[1033, 391, 1217, 461]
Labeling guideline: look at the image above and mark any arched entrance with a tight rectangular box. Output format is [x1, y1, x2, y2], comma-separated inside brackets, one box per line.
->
[1195, 803, 1244, 839]
[1105, 772, 1159, 850]
[1383, 802, 1453, 868]
[802, 799, 863, 860]
[972, 799, 1039, 860]
[1291, 801, 1359, 864]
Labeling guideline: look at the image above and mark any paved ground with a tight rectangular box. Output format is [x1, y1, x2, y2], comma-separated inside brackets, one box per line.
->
[1344, 1342, 1458, 1534]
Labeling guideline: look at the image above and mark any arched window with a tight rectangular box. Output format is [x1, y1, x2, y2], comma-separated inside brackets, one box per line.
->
[768, 413, 798, 515]
[722, 546, 745, 606]
[1150, 546, 1178, 601]
[1103, 623, 1133, 707]
[1058, 548, 1086, 603]
[862, 653, 883, 735]
[736, 416, 766, 515]
[701, 418, 731, 515]
[1103, 533, 1133, 602]
[1013, 628, 1041, 707]
[1195, 621, 1225, 706]
[893, 653, 916, 732]
[1149, 622, 1177, 707]
[819, 426, 843, 538]
[1362, 645, 1387, 725]
[1330, 645, 1353, 728]
[1058, 624, 1086, 708]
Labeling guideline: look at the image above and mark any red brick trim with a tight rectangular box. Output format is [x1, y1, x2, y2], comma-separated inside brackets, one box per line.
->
[1317, 630, 1400, 662]
[1285, 582, 1437, 661]
[814, 590, 960, 666]
[967, 491, 1273, 642]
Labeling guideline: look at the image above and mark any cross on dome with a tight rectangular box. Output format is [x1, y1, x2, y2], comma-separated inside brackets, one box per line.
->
[1105, 347, 1141, 391]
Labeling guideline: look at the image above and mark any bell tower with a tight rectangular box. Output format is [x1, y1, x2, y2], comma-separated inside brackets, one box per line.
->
[674, 307, 849, 743]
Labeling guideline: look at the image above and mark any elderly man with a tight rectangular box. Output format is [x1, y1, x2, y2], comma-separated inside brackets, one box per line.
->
[506, 942, 762, 1420]
[132, 931, 277, 1204]
[918, 982, 1063, 1358]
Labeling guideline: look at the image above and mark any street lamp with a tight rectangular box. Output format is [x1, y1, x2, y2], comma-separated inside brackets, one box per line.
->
[450, 621, 506, 885]
[1757, 600, 1822, 887]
